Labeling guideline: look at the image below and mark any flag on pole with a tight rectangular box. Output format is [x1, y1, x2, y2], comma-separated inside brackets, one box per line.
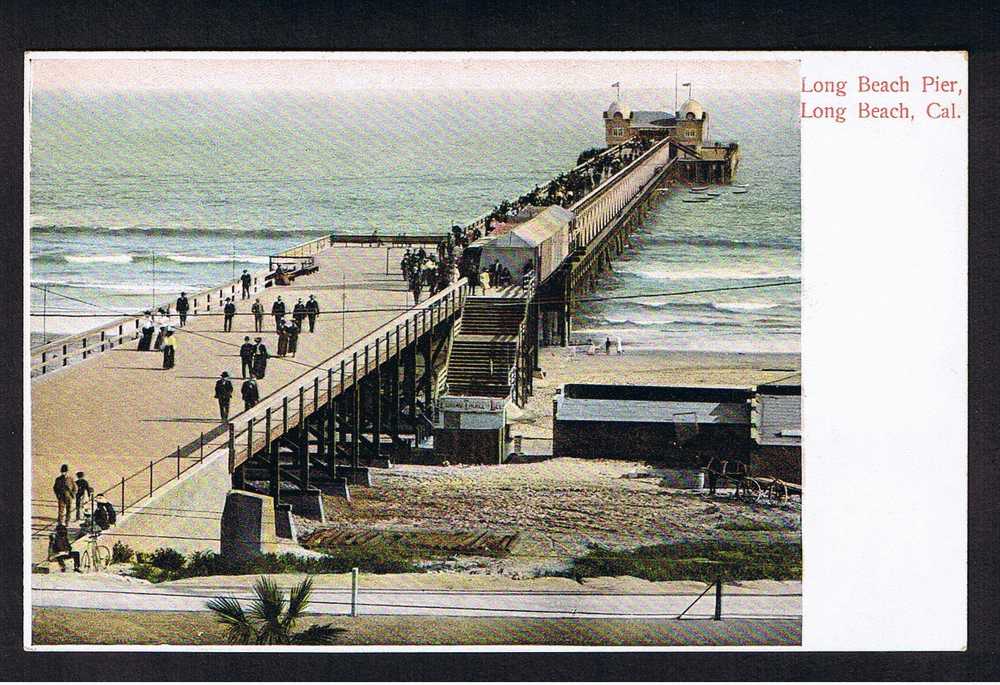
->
[681, 82, 691, 87]
[611, 82, 620, 88]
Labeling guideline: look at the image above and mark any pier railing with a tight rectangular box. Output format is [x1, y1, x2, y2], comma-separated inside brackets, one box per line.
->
[569, 137, 673, 250]
[30, 269, 272, 378]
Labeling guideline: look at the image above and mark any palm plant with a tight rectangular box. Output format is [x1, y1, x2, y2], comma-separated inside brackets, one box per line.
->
[207, 575, 343, 645]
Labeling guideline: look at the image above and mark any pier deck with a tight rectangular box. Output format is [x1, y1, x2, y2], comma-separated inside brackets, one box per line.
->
[30, 244, 416, 552]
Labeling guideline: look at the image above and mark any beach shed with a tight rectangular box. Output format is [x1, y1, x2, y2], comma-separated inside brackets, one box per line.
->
[552, 384, 753, 465]
[751, 384, 802, 484]
[478, 205, 573, 283]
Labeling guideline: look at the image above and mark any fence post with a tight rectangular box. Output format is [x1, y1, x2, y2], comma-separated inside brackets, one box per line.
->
[176, 445, 181, 479]
[714, 578, 722, 621]
[81, 337, 87, 360]
[200, 431, 205, 462]
[351, 567, 359, 617]
[120, 477, 125, 514]
[148, 461, 153, 498]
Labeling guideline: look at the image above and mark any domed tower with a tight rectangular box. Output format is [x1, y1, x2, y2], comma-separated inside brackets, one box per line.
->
[675, 98, 709, 149]
[603, 100, 633, 146]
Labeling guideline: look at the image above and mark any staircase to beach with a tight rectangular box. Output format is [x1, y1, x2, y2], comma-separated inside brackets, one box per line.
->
[446, 296, 526, 399]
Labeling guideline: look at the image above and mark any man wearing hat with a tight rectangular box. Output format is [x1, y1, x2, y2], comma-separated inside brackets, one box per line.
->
[240, 269, 252, 300]
[239, 336, 256, 378]
[214, 371, 234, 422]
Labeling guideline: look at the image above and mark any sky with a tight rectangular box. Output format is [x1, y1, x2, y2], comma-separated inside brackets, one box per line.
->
[29, 52, 799, 93]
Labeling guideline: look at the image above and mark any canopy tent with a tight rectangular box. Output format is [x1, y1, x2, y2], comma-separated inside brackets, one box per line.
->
[479, 205, 574, 282]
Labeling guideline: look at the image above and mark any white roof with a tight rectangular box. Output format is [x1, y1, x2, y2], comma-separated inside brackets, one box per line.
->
[606, 100, 631, 118]
[679, 98, 705, 120]
[491, 206, 574, 248]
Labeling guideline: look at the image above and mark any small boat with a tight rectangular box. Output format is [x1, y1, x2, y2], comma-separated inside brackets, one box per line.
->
[733, 183, 749, 188]
[706, 192, 721, 197]
[683, 197, 711, 203]
[690, 185, 709, 191]
[732, 189, 749, 195]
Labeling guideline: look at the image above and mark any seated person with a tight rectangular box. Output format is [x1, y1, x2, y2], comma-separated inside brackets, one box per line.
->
[92, 494, 117, 530]
[48, 524, 81, 573]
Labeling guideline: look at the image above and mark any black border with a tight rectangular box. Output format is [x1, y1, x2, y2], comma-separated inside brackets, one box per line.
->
[3, 0, 997, 680]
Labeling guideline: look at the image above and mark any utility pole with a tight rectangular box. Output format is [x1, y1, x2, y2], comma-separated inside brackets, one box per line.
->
[674, 69, 678, 115]
[151, 252, 157, 311]
[341, 273, 346, 349]
[42, 286, 47, 343]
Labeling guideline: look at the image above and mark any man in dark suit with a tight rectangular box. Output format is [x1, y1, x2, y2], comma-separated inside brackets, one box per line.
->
[240, 270, 252, 299]
[292, 298, 307, 329]
[239, 336, 255, 378]
[223, 298, 237, 332]
[241, 376, 260, 412]
[175, 292, 190, 327]
[214, 371, 234, 421]
[271, 296, 286, 331]
[305, 294, 320, 332]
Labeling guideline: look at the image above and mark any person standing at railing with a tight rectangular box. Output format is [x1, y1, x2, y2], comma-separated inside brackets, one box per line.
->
[214, 371, 233, 422]
[223, 298, 237, 332]
[161, 327, 177, 369]
[175, 292, 189, 328]
[306, 295, 319, 333]
[251, 299, 264, 333]
[240, 270, 252, 299]
[252, 337, 269, 379]
[138, 311, 155, 351]
[74, 471, 93, 522]
[271, 296, 286, 332]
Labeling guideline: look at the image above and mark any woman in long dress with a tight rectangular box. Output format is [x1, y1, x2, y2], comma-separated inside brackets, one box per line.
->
[161, 328, 176, 369]
[276, 319, 288, 357]
[138, 311, 155, 351]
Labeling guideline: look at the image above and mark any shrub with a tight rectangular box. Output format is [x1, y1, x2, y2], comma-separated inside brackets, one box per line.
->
[111, 541, 135, 564]
[568, 540, 802, 583]
[150, 547, 186, 572]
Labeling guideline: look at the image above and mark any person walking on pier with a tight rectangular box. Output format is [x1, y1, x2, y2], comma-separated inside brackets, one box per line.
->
[153, 308, 170, 350]
[214, 371, 234, 422]
[271, 296, 286, 331]
[223, 298, 236, 332]
[286, 319, 300, 357]
[53, 464, 76, 527]
[292, 298, 307, 329]
[605, 336, 612, 355]
[175, 292, 189, 327]
[138, 311, 155, 351]
[306, 294, 319, 332]
[161, 327, 177, 369]
[240, 269, 252, 299]
[252, 337, 269, 379]
[74, 471, 92, 522]
[251, 298, 264, 332]
[241, 376, 260, 412]
[239, 336, 255, 378]
[276, 319, 289, 357]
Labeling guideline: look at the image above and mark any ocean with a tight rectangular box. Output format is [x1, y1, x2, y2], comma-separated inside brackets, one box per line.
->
[29, 88, 799, 352]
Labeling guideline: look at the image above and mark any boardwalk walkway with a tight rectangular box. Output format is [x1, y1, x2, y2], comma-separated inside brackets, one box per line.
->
[30, 244, 417, 555]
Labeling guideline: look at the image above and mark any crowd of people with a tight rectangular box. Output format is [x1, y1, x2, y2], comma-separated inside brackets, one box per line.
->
[400, 246, 460, 304]
[49, 463, 116, 572]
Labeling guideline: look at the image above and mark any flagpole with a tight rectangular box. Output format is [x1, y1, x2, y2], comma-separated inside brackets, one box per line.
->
[674, 69, 678, 115]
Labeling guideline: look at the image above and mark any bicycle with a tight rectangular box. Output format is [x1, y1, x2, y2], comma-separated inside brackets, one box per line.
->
[79, 530, 111, 573]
